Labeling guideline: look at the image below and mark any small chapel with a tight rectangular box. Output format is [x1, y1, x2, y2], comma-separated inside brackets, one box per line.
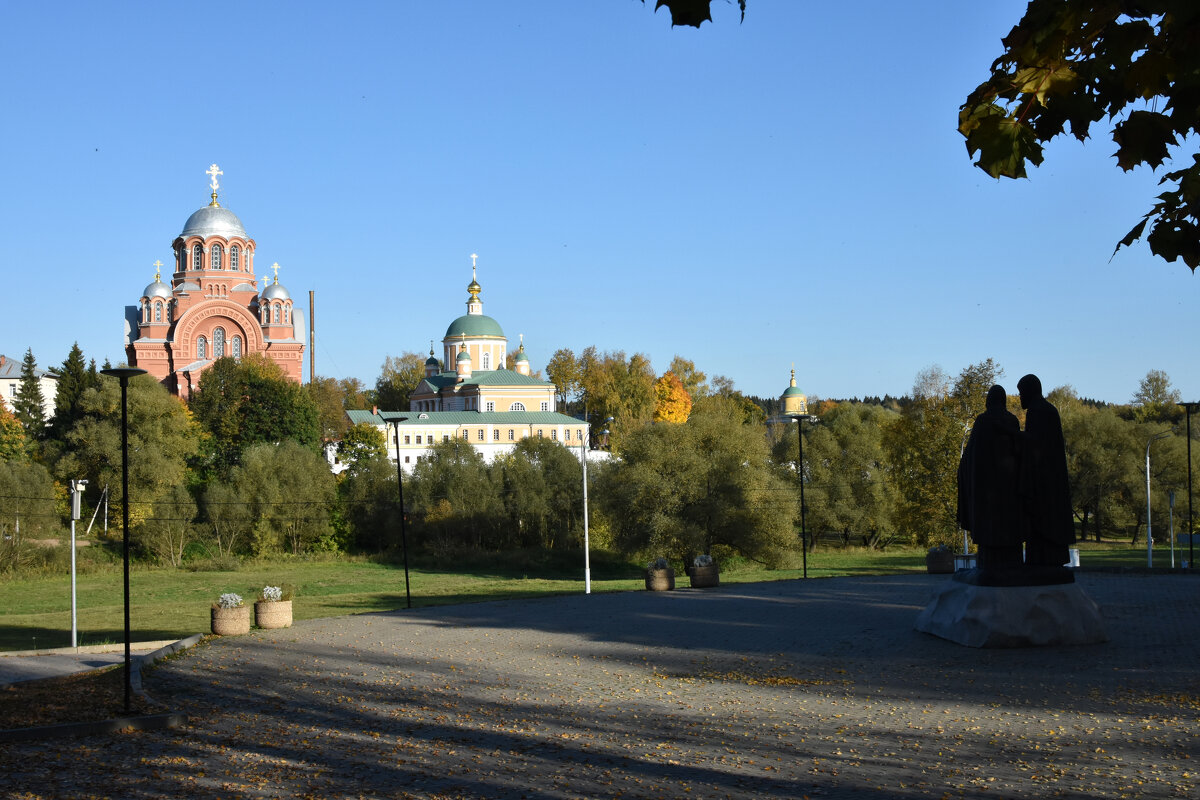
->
[124, 165, 305, 398]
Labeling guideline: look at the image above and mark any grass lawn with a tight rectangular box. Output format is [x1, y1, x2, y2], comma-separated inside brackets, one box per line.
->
[0, 541, 1163, 652]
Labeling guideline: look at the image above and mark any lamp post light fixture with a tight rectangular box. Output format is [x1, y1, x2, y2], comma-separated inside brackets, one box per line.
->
[99, 367, 146, 713]
[1182, 402, 1198, 570]
[68, 479, 87, 648]
[1145, 429, 1172, 568]
[579, 431, 591, 594]
[379, 412, 412, 609]
[788, 413, 819, 579]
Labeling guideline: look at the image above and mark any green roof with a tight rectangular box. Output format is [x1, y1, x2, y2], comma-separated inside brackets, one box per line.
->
[347, 409, 584, 427]
[445, 313, 505, 338]
[782, 386, 806, 397]
[417, 369, 550, 392]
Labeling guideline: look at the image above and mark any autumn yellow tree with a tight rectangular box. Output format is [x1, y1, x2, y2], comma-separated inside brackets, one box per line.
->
[653, 371, 692, 424]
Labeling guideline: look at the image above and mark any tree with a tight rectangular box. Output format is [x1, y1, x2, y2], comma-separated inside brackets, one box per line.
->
[231, 441, 337, 555]
[137, 484, 197, 567]
[338, 422, 388, 476]
[493, 436, 583, 550]
[336, 453, 401, 552]
[668, 356, 709, 400]
[189, 355, 320, 472]
[962, 1, 1200, 268]
[12, 349, 46, 437]
[408, 438, 502, 550]
[55, 374, 200, 531]
[652, 371, 692, 423]
[0, 460, 60, 572]
[339, 377, 372, 410]
[200, 482, 254, 557]
[545, 348, 582, 410]
[600, 399, 796, 565]
[0, 400, 28, 462]
[1131, 369, 1182, 424]
[307, 375, 351, 442]
[374, 353, 427, 411]
[578, 349, 657, 450]
[49, 343, 99, 441]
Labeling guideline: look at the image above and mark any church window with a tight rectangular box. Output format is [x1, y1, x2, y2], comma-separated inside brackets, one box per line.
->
[510, 402, 525, 412]
[443, 434, 450, 442]
[564, 430, 570, 441]
[461, 429, 469, 440]
[273, 304, 280, 324]
[154, 302, 162, 322]
[540, 401, 549, 411]
[482, 353, 490, 370]
[508, 430, 514, 441]
[578, 429, 583, 441]
[283, 306, 289, 324]
[485, 401, 494, 412]
[230, 245, 240, 270]
[196, 336, 207, 359]
[231, 336, 242, 358]
[537, 429, 543, 438]
[192, 244, 202, 270]
[166, 302, 172, 323]
[404, 435, 411, 445]
[404, 456, 410, 464]
[214, 327, 226, 358]
[477, 429, 484, 441]
[212, 244, 223, 269]
[493, 429, 499, 441]
[551, 430, 557, 440]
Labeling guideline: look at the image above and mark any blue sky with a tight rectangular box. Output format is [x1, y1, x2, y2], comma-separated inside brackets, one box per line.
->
[2, 1, 1195, 404]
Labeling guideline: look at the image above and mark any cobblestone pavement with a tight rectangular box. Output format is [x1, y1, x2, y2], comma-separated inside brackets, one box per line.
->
[2, 573, 1198, 799]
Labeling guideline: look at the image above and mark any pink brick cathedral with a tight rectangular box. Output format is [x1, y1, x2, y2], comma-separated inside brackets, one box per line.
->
[125, 165, 305, 398]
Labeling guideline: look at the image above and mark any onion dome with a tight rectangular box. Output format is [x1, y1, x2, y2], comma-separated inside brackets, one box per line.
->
[143, 261, 170, 299]
[261, 263, 291, 301]
[456, 347, 472, 363]
[180, 206, 247, 240]
[445, 313, 504, 338]
[514, 342, 529, 364]
[781, 367, 808, 415]
[425, 346, 440, 368]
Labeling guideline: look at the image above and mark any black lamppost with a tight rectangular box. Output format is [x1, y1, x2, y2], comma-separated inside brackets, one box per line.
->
[380, 412, 412, 608]
[788, 413, 819, 579]
[100, 367, 145, 713]
[1182, 402, 1198, 570]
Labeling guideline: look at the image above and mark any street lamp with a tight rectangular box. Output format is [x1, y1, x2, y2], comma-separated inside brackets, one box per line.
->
[68, 479, 87, 648]
[1145, 429, 1172, 567]
[787, 413, 819, 578]
[579, 431, 591, 595]
[100, 366, 146, 714]
[1182, 402, 1198, 570]
[379, 412, 412, 609]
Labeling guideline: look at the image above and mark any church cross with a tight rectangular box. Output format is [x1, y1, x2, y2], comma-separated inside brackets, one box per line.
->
[206, 164, 223, 191]
[153, 259, 163, 281]
[272, 262, 280, 283]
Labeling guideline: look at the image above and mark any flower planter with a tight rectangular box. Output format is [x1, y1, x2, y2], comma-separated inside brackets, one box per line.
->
[689, 564, 720, 588]
[211, 605, 250, 636]
[925, 552, 955, 574]
[255, 599, 293, 629]
[645, 568, 675, 591]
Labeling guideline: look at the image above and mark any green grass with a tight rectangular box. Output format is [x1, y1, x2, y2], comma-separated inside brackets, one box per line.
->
[0, 541, 1168, 652]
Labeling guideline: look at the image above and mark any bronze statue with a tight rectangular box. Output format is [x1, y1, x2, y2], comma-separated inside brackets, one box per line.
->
[1017, 374, 1075, 569]
[957, 385, 1023, 574]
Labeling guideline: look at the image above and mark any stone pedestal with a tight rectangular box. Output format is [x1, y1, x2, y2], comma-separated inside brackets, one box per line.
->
[915, 579, 1107, 648]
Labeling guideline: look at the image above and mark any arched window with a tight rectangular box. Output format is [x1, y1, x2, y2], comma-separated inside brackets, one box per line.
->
[273, 304, 280, 323]
[192, 244, 202, 270]
[214, 327, 226, 358]
[166, 302, 172, 323]
[230, 245, 240, 271]
[154, 302, 162, 322]
[231, 336, 242, 358]
[482, 353, 490, 370]
[510, 402, 525, 412]
[283, 306, 289, 324]
[196, 336, 207, 359]
[212, 244, 223, 269]
[142, 301, 148, 323]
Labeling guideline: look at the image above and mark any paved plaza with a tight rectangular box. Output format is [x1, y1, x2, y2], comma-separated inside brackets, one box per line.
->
[2, 572, 1198, 798]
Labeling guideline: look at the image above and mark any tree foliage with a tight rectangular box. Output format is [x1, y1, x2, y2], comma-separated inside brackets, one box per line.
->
[307, 375, 352, 442]
[137, 484, 197, 567]
[0, 400, 28, 463]
[189, 355, 320, 472]
[12, 349, 46, 436]
[49, 343, 100, 441]
[642, 0, 746, 28]
[230, 441, 337, 555]
[545, 348, 582, 411]
[1131, 368, 1182, 424]
[375, 352, 427, 411]
[652, 371, 692, 423]
[962, 1, 1200, 268]
[578, 348, 656, 450]
[0, 460, 60, 572]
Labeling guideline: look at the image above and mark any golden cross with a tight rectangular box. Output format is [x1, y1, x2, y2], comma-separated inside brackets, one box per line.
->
[153, 259, 163, 281]
[206, 163, 223, 191]
[272, 262, 280, 283]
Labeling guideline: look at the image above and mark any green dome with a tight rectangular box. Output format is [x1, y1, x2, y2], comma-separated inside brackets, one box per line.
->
[445, 314, 505, 338]
[456, 349, 471, 362]
[782, 386, 805, 397]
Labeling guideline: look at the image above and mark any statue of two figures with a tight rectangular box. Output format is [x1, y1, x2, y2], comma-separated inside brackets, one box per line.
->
[956, 375, 1075, 585]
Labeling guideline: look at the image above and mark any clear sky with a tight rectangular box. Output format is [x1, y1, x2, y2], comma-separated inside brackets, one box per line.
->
[2, 1, 1195, 405]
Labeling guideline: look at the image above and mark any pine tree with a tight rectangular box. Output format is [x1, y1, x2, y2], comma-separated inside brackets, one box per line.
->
[50, 342, 95, 439]
[12, 349, 46, 435]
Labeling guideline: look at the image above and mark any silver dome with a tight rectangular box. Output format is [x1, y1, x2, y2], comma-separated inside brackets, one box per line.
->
[262, 282, 291, 301]
[180, 206, 247, 240]
[142, 279, 171, 299]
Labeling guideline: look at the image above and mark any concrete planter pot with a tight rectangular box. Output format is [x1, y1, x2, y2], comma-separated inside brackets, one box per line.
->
[689, 564, 720, 588]
[645, 568, 676, 591]
[211, 605, 250, 636]
[255, 599, 293, 629]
